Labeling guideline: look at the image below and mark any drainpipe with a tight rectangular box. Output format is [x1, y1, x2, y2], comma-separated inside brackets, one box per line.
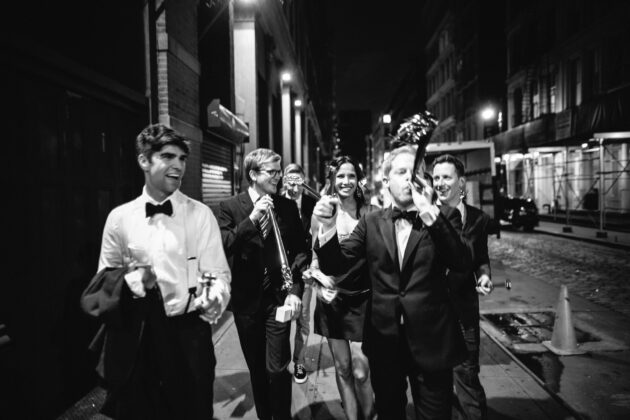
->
[146, 0, 159, 123]
[597, 138, 607, 238]
[563, 144, 572, 233]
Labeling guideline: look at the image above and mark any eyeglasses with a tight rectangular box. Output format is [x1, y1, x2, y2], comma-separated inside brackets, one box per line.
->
[258, 168, 282, 178]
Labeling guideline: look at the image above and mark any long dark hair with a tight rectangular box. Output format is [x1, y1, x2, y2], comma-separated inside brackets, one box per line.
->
[325, 156, 366, 218]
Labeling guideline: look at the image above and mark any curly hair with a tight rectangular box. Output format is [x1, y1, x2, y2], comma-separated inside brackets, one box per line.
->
[136, 123, 190, 158]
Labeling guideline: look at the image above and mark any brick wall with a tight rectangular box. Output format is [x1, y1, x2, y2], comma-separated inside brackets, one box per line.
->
[156, 0, 203, 200]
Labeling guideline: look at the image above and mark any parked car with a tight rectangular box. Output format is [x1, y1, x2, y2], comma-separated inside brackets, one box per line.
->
[496, 195, 539, 231]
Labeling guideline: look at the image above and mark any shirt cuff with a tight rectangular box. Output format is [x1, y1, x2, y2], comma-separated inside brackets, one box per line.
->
[124, 270, 146, 298]
[419, 205, 440, 226]
[318, 224, 337, 246]
[213, 279, 231, 313]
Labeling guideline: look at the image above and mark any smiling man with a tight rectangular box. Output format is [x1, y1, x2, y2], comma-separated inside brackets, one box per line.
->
[94, 123, 231, 419]
[218, 148, 308, 420]
[433, 153, 493, 420]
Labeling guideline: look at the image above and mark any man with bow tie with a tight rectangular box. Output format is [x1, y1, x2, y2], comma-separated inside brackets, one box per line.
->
[313, 145, 471, 419]
[93, 123, 231, 419]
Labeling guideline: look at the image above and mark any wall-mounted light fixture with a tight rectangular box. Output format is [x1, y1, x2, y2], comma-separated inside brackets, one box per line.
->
[281, 72, 292, 82]
[294, 99, 302, 107]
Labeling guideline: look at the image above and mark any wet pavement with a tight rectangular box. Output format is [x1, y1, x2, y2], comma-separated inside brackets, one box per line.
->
[490, 225, 630, 317]
[481, 254, 630, 420]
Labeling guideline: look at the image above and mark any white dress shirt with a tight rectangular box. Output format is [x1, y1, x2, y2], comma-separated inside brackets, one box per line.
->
[248, 187, 260, 205]
[456, 200, 467, 226]
[394, 210, 414, 269]
[98, 187, 231, 317]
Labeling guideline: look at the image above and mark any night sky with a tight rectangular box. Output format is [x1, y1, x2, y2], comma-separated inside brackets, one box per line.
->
[331, 0, 426, 124]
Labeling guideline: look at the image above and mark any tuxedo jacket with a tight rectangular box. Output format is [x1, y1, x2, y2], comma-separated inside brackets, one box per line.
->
[315, 206, 471, 372]
[299, 194, 316, 235]
[218, 192, 308, 314]
[448, 204, 492, 327]
[81, 267, 169, 391]
[299, 194, 317, 264]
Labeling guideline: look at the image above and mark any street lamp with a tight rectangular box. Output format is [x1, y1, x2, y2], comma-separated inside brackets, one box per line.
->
[281, 71, 292, 82]
[481, 106, 499, 138]
[294, 99, 302, 107]
[481, 107, 496, 121]
[382, 113, 392, 124]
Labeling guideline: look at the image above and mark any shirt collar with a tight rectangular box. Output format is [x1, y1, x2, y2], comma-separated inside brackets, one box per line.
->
[390, 203, 418, 212]
[456, 200, 466, 224]
[141, 187, 183, 213]
[248, 187, 260, 204]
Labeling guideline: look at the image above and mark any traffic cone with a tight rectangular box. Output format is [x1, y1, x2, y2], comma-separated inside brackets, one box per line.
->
[542, 285, 586, 355]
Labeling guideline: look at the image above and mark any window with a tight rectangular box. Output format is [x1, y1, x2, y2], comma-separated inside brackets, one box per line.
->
[439, 30, 450, 53]
[569, 57, 582, 107]
[549, 73, 556, 113]
[513, 88, 523, 126]
[592, 49, 601, 95]
[531, 80, 540, 119]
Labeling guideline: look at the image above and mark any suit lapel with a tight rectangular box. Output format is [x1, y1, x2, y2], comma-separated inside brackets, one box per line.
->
[378, 208, 397, 266]
[239, 192, 254, 218]
[463, 204, 480, 236]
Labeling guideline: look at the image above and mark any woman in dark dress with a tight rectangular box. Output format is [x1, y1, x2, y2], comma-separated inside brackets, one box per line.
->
[308, 156, 375, 420]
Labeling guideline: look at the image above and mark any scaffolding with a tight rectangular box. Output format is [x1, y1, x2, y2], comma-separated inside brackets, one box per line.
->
[502, 133, 630, 234]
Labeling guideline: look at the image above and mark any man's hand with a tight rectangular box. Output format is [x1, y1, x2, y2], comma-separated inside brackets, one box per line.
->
[307, 268, 336, 289]
[313, 195, 339, 230]
[315, 285, 338, 304]
[250, 194, 274, 224]
[125, 256, 157, 291]
[138, 267, 157, 290]
[284, 294, 302, 321]
[476, 274, 494, 296]
[409, 177, 435, 213]
[196, 280, 228, 324]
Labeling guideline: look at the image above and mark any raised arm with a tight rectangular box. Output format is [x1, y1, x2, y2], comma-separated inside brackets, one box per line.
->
[217, 199, 261, 258]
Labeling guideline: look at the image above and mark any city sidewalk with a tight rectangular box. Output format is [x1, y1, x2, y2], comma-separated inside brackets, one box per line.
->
[59, 285, 578, 419]
[481, 260, 630, 420]
[211, 289, 576, 419]
[534, 220, 630, 249]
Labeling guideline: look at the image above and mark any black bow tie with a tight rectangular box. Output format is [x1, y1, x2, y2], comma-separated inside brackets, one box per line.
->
[392, 208, 418, 222]
[146, 200, 173, 218]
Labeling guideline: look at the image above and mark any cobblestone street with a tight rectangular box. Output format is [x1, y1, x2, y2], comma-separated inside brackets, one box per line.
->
[489, 230, 630, 318]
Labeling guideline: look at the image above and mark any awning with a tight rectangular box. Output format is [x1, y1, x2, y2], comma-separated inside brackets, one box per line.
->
[206, 99, 249, 145]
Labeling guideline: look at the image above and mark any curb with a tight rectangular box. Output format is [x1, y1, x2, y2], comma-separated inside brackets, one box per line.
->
[534, 228, 630, 250]
[480, 316, 586, 420]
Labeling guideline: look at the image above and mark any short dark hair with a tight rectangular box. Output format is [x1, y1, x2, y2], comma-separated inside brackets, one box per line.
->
[284, 163, 305, 177]
[135, 123, 190, 158]
[432, 154, 465, 177]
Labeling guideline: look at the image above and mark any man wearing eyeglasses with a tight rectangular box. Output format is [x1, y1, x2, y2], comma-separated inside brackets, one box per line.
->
[217, 148, 308, 420]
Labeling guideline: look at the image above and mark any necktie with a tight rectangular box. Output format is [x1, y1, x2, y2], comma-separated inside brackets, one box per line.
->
[392, 208, 418, 223]
[146, 200, 173, 218]
[259, 210, 271, 238]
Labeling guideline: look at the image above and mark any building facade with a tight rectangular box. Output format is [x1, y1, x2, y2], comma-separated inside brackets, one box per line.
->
[496, 0, 630, 231]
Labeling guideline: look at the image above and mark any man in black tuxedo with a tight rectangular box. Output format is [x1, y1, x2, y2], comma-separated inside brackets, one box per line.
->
[433, 154, 493, 420]
[281, 163, 317, 384]
[313, 145, 470, 419]
[218, 148, 308, 420]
